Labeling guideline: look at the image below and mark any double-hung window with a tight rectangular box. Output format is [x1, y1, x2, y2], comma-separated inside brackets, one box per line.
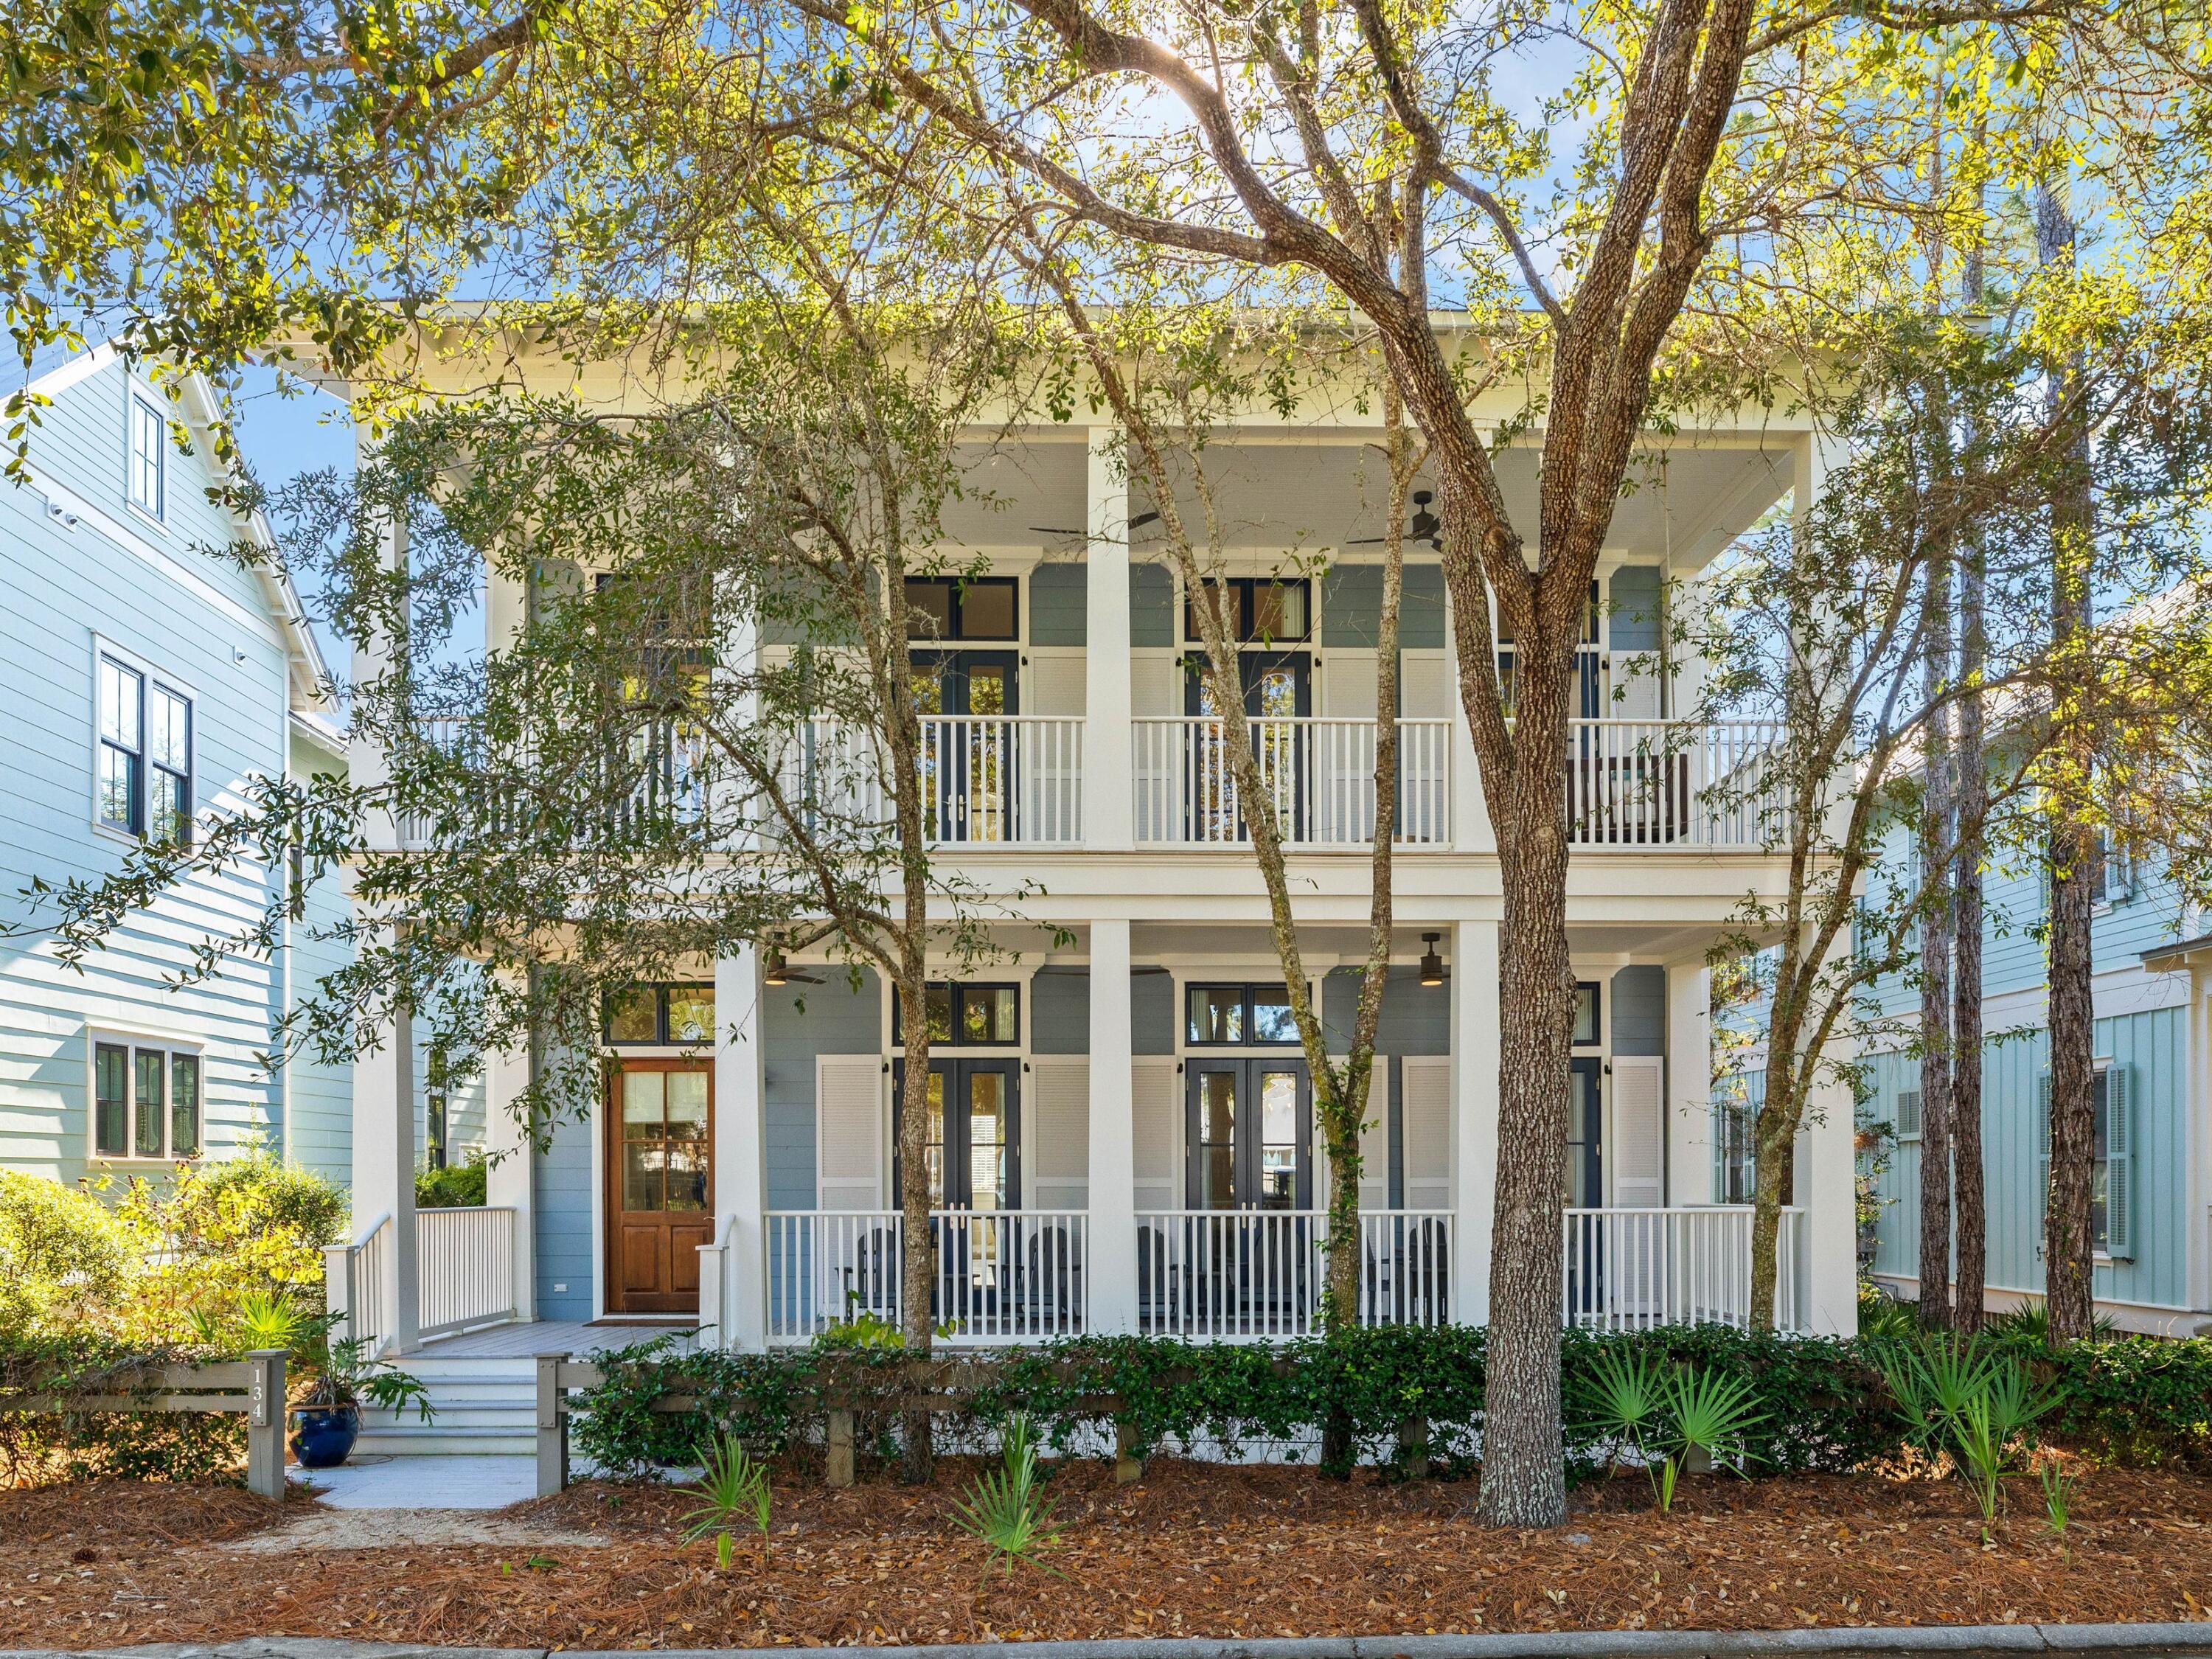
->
[129, 394, 167, 519]
[95, 647, 192, 844]
[92, 1037, 201, 1160]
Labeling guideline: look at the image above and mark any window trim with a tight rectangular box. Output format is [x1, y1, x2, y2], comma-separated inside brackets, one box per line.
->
[89, 636, 195, 846]
[88, 1032, 203, 1163]
[1182, 576, 1315, 645]
[127, 389, 168, 524]
[903, 575, 1020, 642]
[1183, 981, 1303, 1048]
[890, 980, 1023, 1048]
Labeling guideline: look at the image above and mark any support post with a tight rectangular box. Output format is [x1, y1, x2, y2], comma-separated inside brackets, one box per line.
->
[825, 1409, 856, 1488]
[483, 990, 535, 1324]
[1450, 919, 1500, 1326]
[1666, 961, 1714, 1206]
[1803, 1041, 1860, 1335]
[245, 1349, 286, 1500]
[352, 992, 419, 1354]
[535, 1352, 571, 1498]
[712, 944, 769, 1350]
[1087, 917, 1138, 1334]
[1085, 429, 1133, 851]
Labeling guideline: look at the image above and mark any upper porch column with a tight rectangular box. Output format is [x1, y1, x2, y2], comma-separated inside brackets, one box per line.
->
[1085, 428, 1133, 851]
[348, 431, 417, 1351]
[481, 567, 535, 1322]
[1450, 919, 1500, 1324]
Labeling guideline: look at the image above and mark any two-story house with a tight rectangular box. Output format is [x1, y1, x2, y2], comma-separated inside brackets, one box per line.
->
[307, 327, 1871, 1454]
[1865, 841, 2212, 1335]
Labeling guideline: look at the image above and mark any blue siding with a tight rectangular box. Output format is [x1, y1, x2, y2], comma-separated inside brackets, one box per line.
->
[1320, 563, 1445, 650]
[279, 727, 353, 1183]
[1611, 966, 1666, 1056]
[1031, 970, 1088, 1054]
[1607, 565, 1663, 651]
[765, 972, 881, 1209]
[1130, 565, 1174, 647]
[1029, 564, 1086, 646]
[1133, 969, 1175, 1054]
[0, 356, 307, 1185]
[532, 1056, 595, 1321]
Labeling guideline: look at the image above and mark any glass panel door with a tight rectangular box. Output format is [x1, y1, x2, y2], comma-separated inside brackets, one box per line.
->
[1186, 1058, 1311, 1208]
[1565, 1058, 1603, 1206]
[608, 1062, 714, 1312]
[1193, 1066, 1239, 1208]
[1256, 1068, 1300, 1209]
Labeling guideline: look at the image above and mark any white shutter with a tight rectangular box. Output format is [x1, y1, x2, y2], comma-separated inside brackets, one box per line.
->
[1399, 652, 1450, 717]
[1613, 1055, 1665, 1207]
[2101, 1064, 2132, 1259]
[1132, 1056, 1180, 1210]
[1323, 650, 1379, 719]
[1131, 653, 1179, 714]
[815, 1055, 885, 1210]
[1029, 650, 1085, 715]
[1896, 1089, 1924, 1140]
[1130, 654, 1180, 841]
[1029, 1057, 1090, 1211]
[1400, 1055, 1452, 1211]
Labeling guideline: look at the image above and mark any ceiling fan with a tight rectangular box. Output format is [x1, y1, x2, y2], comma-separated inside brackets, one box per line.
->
[1349, 490, 1442, 551]
[1029, 509, 1161, 537]
[761, 947, 822, 987]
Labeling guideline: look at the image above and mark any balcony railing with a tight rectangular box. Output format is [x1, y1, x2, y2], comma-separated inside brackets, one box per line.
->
[396, 716, 706, 848]
[1565, 720, 1787, 849]
[1562, 1205, 1806, 1332]
[1132, 718, 1452, 847]
[1135, 1210, 1454, 1338]
[765, 1209, 1089, 1343]
[795, 717, 1085, 846]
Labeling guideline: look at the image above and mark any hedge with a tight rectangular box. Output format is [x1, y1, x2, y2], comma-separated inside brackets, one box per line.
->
[0, 1332, 245, 1485]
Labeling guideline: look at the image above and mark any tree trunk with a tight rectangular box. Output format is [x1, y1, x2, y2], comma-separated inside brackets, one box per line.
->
[1916, 557, 1955, 1330]
[894, 959, 936, 1481]
[1477, 629, 1574, 1531]
[1950, 538, 1988, 1334]
[2037, 177, 2098, 1346]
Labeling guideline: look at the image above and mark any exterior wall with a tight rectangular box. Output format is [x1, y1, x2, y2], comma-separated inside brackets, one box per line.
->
[0, 357, 297, 1184]
[765, 972, 881, 1209]
[532, 1046, 596, 1321]
[280, 726, 354, 1183]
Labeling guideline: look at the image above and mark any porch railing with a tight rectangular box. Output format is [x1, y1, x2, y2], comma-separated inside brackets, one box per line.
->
[397, 716, 706, 848]
[323, 1211, 393, 1357]
[765, 1209, 1089, 1343]
[793, 718, 1085, 846]
[1565, 720, 1788, 849]
[417, 1206, 518, 1340]
[1131, 718, 1451, 847]
[1133, 1210, 1455, 1339]
[1562, 1205, 1806, 1332]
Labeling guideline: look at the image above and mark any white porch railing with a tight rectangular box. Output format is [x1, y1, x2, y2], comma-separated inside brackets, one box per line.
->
[1562, 1206, 1806, 1332]
[1565, 720, 1788, 849]
[417, 1206, 518, 1340]
[323, 1211, 393, 1357]
[794, 718, 1085, 845]
[397, 717, 706, 848]
[1133, 1211, 1455, 1338]
[1132, 718, 1451, 847]
[765, 1210, 1089, 1343]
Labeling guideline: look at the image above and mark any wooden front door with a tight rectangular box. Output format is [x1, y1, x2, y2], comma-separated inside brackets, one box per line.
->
[605, 1060, 713, 1314]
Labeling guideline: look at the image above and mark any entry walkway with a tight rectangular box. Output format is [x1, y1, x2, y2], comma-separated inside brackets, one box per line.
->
[293, 1453, 538, 1509]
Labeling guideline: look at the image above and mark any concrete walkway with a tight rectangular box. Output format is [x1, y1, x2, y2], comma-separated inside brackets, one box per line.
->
[7, 1621, 2212, 1659]
[289, 1455, 536, 1510]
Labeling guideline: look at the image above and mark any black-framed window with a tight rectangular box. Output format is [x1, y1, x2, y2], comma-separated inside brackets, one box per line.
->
[1186, 982, 1299, 1046]
[1573, 982, 1601, 1047]
[905, 576, 1018, 641]
[93, 1038, 200, 1160]
[604, 982, 717, 1046]
[128, 394, 166, 519]
[97, 653, 191, 844]
[891, 981, 1020, 1046]
[1184, 577, 1311, 644]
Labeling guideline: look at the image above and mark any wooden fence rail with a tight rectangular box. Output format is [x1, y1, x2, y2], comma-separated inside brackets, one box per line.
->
[0, 1350, 288, 1500]
[532, 1350, 1429, 1499]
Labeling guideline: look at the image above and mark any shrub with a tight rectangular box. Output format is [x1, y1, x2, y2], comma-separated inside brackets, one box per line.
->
[0, 1331, 243, 1485]
[0, 1173, 137, 1335]
[2044, 1336, 2212, 1466]
[415, 1158, 489, 1208]
[116, 1152, 348, 1338]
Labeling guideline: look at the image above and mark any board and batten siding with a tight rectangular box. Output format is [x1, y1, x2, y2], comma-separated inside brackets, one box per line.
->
[1869, 1004, 2194, 1314]
[0, 358, 299, 1183]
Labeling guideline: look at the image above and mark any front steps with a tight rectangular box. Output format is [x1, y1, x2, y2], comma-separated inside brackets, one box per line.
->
[355, 1347, 540, 1457]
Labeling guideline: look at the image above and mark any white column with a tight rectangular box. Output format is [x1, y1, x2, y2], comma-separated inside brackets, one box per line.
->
[1666, 961, 1713, 1206]
[353, 984, 420, 1351]
[714, 946, 770, 1350]
[1441, 589, 1492, 853]
[482, 998, 535, 1324]
[1450, 919, 1500, 1324]
[1086, 918, 1138, 1332]
[1802, 1038, 1860, 1335]
[1085, 431, 1133, 851]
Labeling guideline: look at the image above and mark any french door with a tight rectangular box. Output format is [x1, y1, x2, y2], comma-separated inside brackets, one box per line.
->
[892, 1057, 1022, 1210]
[604, 1060, 713, 1315]
[1183, 651, 1311, 841]
[912, 650, 1019, 842]
[1562, 1056, 1606, 1317]
[1183, 1056, 1312, 1210]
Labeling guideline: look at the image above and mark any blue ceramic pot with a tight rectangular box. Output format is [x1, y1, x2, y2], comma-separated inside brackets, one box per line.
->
[289, 1405, 359, 1469]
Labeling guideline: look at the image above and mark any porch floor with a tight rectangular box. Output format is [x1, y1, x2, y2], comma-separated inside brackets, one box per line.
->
[409, 1319, 698, 1359]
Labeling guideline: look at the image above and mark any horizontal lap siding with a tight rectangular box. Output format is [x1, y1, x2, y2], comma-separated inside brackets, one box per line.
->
[280, 728, 353, 1183]
[1, 365, 293, 1184]
[532, 1043, 594, 1320]
[765, 973, 880, 1208]
[1322, 967, 1451, 1208]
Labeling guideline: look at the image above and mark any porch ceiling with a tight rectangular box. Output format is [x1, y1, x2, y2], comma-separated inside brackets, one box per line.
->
[939, 434, 1795, 570]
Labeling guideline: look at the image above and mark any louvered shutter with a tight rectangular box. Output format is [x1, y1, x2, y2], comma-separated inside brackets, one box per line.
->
[1029, 1057, 1090, 1211]
[1896, 1089, 1923, 1140]
[2035, 1070, 2051, 1256]
[1357, 1061, 1391, 1213]
[1399, 1055, 1452, 1211]
[816, 1055, 885, 1210]
[2101, 1064, 2132, 1259]
[1613, 1056, 1664, 1207]
[1131, 1057, 1180, 1211]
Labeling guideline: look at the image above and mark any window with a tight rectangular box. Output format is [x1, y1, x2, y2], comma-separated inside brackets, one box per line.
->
[2089, 832, 2134, 907]
[891, 981, 1020, 1046]
[128, 394, 166, 519]
[1186, 983, 1299, 1046]
[2037, 1062, 2133, 1258]
[1895, 1088, 1924, 1141]
[905, 577, 1018, 641]
[1710, 1073, 1760, 1203]
[1184, 577, 1312, 644]
[95, 650, 191, 844]
[1572, 982, 1601, 1047]
[602, 983, 717, 1046]
[91, 1038, 200, 1160]
[424, 1048, 450, 1170]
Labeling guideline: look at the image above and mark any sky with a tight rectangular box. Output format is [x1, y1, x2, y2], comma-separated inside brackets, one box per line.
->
[230, 364, 358, 681]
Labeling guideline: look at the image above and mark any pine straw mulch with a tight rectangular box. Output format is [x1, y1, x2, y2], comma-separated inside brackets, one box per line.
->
[3, 1459, 2211, 1650]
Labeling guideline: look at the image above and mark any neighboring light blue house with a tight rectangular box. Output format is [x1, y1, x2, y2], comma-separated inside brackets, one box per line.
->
[1865, 840, 2212, 1335]
[0, 341, 482, 1192]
